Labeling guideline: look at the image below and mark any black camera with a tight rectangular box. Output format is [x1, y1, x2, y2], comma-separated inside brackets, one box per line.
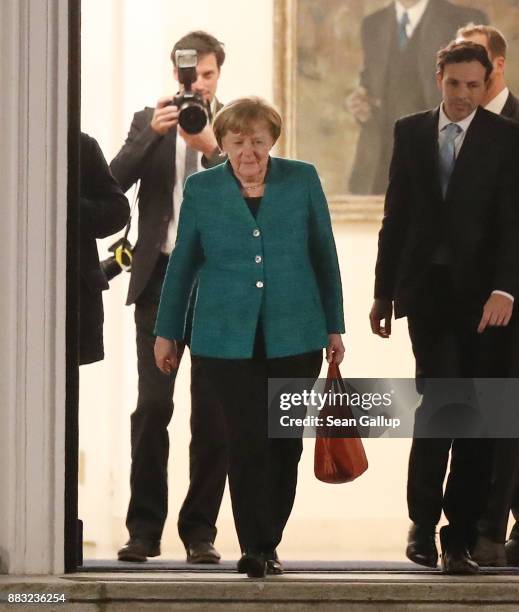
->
[172, 49, 208, 134]
[100, 237, 133, 282]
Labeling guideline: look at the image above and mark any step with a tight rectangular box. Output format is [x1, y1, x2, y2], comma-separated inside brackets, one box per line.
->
[2, 570, 519, 611]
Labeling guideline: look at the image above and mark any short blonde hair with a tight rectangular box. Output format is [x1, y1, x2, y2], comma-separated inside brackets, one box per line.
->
[213, 96, 282, 148]
[456, 23, 507, 59]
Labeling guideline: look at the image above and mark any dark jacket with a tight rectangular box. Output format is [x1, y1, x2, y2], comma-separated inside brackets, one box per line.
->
[155, 158, 345, 359]
[110, 103, 225, 305]
[80, 133, 130, 364]
[501, 91, 519, 123]
[350, 0, 488, 194]
[374, 106, 519, 318]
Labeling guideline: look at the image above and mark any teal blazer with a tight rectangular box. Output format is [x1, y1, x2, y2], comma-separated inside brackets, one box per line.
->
[155, 157, 345, 359]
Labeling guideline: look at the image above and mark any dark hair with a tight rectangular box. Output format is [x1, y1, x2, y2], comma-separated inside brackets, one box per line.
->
[171, 31, 225, 69]
[436, 40, 493, 80]
[456, 23, 507, 60]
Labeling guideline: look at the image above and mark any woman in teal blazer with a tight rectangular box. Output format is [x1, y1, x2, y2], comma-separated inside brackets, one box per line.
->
[155, 97, 345, 577]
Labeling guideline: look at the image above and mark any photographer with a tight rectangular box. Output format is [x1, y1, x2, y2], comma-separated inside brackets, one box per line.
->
[110, 31, 227, 564]
[79, 132, 129, 366]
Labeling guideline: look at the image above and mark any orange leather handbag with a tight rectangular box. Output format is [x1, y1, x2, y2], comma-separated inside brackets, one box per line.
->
[314, 362, 368, 484]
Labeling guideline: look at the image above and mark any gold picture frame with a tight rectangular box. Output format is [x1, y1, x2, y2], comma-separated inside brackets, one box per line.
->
[273, 0, 384, 222]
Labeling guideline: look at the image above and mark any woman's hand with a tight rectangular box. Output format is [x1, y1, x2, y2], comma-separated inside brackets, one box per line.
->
[154, 336, 183, 374]
[326, 333, 345, 365]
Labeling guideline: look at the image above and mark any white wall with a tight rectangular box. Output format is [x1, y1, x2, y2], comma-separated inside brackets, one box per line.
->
[80, 0, 416, 561]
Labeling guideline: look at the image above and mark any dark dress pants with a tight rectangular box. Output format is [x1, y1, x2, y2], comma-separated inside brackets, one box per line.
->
[126, 258, 228, 545]
[406, 266, 494, 546]
[193, 345, 322, 553]
[477, 314, 519, 543]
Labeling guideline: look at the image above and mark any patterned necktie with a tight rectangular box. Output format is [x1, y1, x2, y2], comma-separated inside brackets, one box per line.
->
[398, 11, 410, 50]
[439, 123, 462, 198]
[184, 145, 198, 183]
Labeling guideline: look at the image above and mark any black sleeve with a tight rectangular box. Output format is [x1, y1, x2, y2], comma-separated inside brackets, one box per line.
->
[201, 147, 227, 169]
[374, 120, 409, 300]
[493, 126, 519, 299]
[109, 109, 164, 191]
[80, 133, 130, 239]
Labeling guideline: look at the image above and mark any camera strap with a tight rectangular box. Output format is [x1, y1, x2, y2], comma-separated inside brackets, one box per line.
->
[122, 179, 140, 241]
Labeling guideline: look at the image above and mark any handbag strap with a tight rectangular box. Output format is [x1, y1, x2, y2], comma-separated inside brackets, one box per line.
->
[324, 361, 347, 395]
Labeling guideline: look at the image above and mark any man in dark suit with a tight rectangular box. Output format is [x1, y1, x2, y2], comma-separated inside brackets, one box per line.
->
[110, 31, 228, 564]
[369, 41, 519, 573]
[79, 132, 129, 366]
[347, 0, 488, 195]
[456, 24, 519, 567]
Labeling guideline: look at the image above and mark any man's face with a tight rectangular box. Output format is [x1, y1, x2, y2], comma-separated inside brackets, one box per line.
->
[437, 60, 487, 122]
[458, 33, 505, 82]
[174, 52, 220, 104]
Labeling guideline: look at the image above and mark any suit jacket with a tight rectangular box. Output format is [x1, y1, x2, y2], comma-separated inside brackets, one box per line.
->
[374, 106, 519, 318]
[350, 0, 488, 194]
[110, 102, 225, 305]
[79, 133, 130, 364]
[501, 91, 519, 123]
[155, 158, 345, 359]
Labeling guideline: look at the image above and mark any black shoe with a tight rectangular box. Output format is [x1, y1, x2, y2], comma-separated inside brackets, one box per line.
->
[117, 538, 160, 562]
[505, 537, 519, 566]
[439, 526, 479, 575]
[266, 550, 283, 575]
[236, 551, 267, 578]
[472, 535, 506, 567]
[405, 523, 438, 568]
[186, 541, 221, 564]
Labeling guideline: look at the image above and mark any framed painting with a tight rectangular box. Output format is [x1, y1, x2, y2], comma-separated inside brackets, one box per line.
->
[273, 0, 519, 221]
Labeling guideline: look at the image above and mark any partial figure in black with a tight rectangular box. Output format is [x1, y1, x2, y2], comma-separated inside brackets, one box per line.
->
[79, 132, 129, 366]
[456, 24, 519, 568]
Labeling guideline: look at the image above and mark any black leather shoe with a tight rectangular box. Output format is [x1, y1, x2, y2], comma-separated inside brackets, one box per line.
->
[505, 537, 519, 566]
[440, 526, 479, 575]
[236, 551, 267, 578]
[266, 550, 283, 575]
[405, 523, 438, 568]
[117, 538, 160, 562]
[472, 535, 506, 567]
[186, 541, 221, 564]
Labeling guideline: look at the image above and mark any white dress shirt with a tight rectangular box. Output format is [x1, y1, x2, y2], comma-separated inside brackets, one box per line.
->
[437, 103, 514, 303]
[438, 103, 476, 156]
[162, 97, 217, 254]
[485, 86, 509, 116]
[395, 0, 429, 38]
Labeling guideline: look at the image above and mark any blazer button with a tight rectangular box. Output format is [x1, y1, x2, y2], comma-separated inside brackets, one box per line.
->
[253, 229, 261, 237]
[255, 255, 262, 263]
[256, 281, 264, 288]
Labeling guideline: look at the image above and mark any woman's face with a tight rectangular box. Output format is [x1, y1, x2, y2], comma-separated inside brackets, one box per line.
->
[221, 121, 275, 182]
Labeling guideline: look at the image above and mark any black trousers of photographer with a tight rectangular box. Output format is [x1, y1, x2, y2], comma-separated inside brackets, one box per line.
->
[126, 255, 228, 546]
[193, 334, 322, 554]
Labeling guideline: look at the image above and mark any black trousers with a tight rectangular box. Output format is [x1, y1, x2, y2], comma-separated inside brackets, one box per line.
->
[406, 265, 510, 545]
[126, 257, 228, 545]
[193, 346, 323, 553]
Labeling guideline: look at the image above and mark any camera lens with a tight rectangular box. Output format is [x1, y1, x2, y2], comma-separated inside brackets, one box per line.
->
[179, 104, 207, 134]
[100, 256, 123, 282]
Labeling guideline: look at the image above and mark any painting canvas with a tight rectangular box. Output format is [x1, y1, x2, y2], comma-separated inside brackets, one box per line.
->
[274, 0, 519, 220]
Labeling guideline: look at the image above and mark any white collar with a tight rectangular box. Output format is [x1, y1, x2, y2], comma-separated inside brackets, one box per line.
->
[485, 87, 510, 115]
[395, 0, 429, 28]
[438, 103, 477, 134]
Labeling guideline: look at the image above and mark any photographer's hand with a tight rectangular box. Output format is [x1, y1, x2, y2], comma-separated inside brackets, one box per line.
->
[151, 96, 179, 135]
[154, 336, 184, 374]
[178, 123, 219, 158]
